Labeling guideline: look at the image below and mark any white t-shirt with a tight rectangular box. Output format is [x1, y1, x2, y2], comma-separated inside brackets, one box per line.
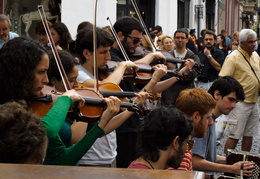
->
[77, 65, 117, 165]
[174, 49, 187, 69]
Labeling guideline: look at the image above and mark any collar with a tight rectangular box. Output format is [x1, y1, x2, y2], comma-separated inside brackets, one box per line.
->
[237, 47, 251, 59]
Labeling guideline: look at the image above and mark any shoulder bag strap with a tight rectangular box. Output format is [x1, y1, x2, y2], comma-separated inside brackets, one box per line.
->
[237, 49, 260, 83]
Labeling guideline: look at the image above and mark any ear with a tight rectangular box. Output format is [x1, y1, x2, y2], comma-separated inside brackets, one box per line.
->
[191, 111, 201, 123]
[83, 49, 91, 60]
[172, 136, 180, 150]
[214, 90, 221, 100]
[117, 31, 125, 41]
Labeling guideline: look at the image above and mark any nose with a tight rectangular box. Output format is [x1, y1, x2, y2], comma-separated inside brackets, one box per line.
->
[208, 117, 213, 126]
[73, 81, 79, 88]
[105, 52, 111, 61]
[231, 101, 236, 108]
[43, 72, 49, 84]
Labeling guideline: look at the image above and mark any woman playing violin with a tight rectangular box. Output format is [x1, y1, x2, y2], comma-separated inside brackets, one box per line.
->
[0, 37, 122, 166]
[48, 49, 148, 148]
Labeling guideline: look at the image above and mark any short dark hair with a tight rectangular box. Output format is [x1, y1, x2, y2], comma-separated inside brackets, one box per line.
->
[153, 25, 162, 32]
[76, 21, 93, 34]
[113, 16, 144, 36]
[203, 30, 217, 40]
[208, 76, 245, 101]
[0, 101, 48, 164]
[48, 50, 79, 83]
[0, 37, 47, 103]
[174, 28, 189, 38]
[75, 27, 114, 64]
[135, 106, 193, 162]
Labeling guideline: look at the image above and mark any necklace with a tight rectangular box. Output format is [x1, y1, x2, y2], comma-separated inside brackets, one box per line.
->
[143, 158, 154, 169]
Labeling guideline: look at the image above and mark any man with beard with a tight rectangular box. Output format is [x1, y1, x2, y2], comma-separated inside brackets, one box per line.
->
[0, 14, 19, 48]
[195, 30, 224, 91]
[128, 106, 193, 169]
[191, 77, 254, 176]
[110, 16, 170, 168]
[169, 87, 216, 171]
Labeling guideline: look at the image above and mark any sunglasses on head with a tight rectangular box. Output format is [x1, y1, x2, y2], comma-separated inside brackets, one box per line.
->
[126, 35, 142, 44]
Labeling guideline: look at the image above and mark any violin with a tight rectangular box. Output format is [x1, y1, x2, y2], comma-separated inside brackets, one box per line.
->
[76, 82, 151, 116]
[99, 61, 188, 84]
[30, 85, 141, 123]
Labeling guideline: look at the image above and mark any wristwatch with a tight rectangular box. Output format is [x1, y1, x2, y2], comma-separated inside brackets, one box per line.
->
[207, 55, 212, 59]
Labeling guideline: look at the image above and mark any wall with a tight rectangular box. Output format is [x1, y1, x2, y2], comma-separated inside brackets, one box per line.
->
[62, 0, 116, 39]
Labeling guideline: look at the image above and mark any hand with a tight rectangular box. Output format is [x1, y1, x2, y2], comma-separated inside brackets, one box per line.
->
[204, 48, 211, 57]
[152, 52, 166, 64]
[231, 161, 255, 176]
[151, 64, 167, 81]
[131, 92, 150, 106]
[120, 61, 139, 72]
[62, 90, 85, 108]
[98, 96, 121, 129]
[179, 59, 195, 74]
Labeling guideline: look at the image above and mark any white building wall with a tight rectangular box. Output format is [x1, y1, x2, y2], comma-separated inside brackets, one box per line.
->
[62, 0, 116, 39]
[155, 0, 177, 36]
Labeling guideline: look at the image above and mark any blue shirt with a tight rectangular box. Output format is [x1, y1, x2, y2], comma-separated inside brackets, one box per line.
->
[0, 32, 19, 48]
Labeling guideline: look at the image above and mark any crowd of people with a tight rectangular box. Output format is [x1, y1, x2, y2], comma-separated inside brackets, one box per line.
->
[0, 13, 259, 178]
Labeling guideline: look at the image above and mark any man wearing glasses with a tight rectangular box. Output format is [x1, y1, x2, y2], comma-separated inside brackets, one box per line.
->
[219, 29, 260, 154]
[195, 30, 224, 91]
[110, 16, 168, 168]
[161, 28, 201, 106]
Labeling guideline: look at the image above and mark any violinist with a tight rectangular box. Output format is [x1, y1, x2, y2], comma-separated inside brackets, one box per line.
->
[110, 16, 172, 168]
[74, 27, 150, 168]
[76, 27, 138, 88]
[0, 37, 121, 166]
[161, 28, 202, 105]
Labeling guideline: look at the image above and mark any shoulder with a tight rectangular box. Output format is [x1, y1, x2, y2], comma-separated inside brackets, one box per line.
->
[9, 32, 19, 39]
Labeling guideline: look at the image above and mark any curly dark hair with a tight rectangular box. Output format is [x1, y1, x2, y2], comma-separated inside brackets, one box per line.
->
[75, 27, 114, 64]
[135, 106, 193, 162]
[50, 22, 73, 50]
[0, 37, 47, 103]
[0, 101, 48, 164]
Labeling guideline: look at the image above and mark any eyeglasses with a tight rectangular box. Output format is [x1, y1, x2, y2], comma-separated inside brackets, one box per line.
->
[187, 140, 195, 151]
[174, 37, 187, 40]
[247, 40, 257, 44]
[126, 35, 142, 44]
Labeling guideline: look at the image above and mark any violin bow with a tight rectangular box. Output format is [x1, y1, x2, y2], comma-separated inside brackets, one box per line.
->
[130, 0, 157, 52]
[38, 5, 71, 91]
[93, 0, 99, 94]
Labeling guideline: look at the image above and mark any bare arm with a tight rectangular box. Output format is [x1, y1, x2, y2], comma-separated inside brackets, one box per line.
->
[134, 52, 166, 64]
[83, 61, 138, 87]
[192, 155, 254, 176]
[152, 59, 195, 93]
[103, 92, 149, 134]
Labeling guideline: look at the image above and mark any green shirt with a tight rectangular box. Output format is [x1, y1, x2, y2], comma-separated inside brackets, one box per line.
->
[41, 96, 105, 165]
